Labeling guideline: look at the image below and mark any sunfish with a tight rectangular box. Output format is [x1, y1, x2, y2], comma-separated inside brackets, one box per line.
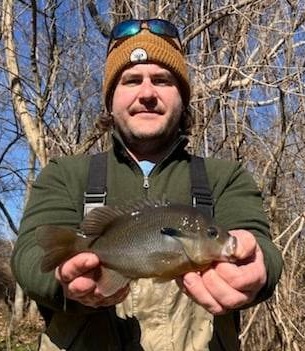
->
[36, 200, 237, 297]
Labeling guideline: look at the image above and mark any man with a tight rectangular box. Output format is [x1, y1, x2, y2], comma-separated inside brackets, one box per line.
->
[11, 19, 282, 351]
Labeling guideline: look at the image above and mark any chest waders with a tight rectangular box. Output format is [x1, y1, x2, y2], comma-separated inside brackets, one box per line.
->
[39, 153, 239, 351]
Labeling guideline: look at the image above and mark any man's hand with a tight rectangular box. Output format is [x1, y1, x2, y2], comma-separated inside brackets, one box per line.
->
[182, 230, 267, 315]
[55, 252, 129, 308]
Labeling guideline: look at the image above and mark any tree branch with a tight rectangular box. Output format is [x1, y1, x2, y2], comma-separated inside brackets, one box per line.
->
[0, 200, 18, 235]
[86, 0, 111, 37]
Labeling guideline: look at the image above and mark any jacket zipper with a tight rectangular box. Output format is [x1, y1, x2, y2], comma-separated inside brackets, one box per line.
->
[113, 133, 188, 195]
[141, 137, 187, 193]
[143, 175, 150, 189]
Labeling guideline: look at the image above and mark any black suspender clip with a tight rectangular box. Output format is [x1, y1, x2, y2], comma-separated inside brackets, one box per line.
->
[83, 152, 108, 216]
[190, 155, 214, 218]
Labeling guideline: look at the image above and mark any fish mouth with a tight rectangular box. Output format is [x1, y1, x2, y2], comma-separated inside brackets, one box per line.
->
[221, 235, 237, 259]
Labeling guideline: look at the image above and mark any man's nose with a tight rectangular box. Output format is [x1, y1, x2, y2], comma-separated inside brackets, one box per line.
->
[138, 80, 158, 100]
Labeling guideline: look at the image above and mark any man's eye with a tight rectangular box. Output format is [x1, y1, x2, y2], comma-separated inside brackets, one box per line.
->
[125, 79, 141, 85]
[153, 78, 171, 85]
[121, 77, 142, 86]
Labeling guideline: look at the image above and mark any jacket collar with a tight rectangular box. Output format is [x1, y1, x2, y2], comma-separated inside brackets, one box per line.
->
[111, 131, 190, 168]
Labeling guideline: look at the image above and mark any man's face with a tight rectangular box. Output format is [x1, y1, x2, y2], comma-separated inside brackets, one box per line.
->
[111, 64, 183, 149]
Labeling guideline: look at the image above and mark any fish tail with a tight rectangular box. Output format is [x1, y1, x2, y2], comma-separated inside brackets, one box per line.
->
[36, 225, 85, 272]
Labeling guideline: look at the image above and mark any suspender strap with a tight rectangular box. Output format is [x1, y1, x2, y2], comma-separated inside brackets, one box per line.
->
[190, 155, 214, 218]
[83, 152, 108, 215]
[83, 152, 214, 219]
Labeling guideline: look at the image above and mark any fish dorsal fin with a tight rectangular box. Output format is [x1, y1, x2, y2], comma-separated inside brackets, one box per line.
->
[81, 206, 122, 235]
[98, 267, 130, 297]
[114, 198, 169, 214]
[81, 199, 170, 235]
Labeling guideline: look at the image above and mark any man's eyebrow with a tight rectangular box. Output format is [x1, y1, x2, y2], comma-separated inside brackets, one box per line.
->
[153, 71, 172, 77]
[119, 70, 176, 82]
[152, 71, 177, 83]
[121, 72, 141, 79]
[122, 71, 140, 76]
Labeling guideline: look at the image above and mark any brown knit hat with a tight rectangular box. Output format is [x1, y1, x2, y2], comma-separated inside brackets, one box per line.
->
[103, 30, 190, 111]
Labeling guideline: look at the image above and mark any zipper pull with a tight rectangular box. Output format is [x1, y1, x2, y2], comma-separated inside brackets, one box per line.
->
[143, 175, 150, 189]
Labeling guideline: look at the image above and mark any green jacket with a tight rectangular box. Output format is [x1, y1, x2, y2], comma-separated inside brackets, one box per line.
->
[11, 135, 282, 351]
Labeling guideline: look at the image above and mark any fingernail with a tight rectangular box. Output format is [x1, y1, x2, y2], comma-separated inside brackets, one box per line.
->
[183, 273, 196, 286]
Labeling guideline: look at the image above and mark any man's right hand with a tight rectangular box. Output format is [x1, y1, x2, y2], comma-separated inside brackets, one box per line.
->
[55, 252, 129, 307]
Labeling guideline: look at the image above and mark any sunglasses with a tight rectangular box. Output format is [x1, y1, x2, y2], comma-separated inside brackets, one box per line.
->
[107, 18, 182, 54]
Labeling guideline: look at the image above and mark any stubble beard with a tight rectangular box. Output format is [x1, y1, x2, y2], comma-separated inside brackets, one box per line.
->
[121, 126, 179, 159]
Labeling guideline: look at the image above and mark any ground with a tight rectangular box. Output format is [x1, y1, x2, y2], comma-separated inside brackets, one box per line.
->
[0, 304, 44, 351]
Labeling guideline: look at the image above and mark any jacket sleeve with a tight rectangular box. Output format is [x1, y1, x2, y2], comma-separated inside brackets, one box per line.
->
[11, 155, 98, 314]
[205, 158, 283, 306]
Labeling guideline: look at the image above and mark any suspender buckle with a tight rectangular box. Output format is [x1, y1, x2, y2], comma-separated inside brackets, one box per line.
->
[83, 191, 107, 216]
[192, 192, 214, 218]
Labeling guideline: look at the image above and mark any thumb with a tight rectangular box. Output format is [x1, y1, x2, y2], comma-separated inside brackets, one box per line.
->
[230, 230, 257, 260]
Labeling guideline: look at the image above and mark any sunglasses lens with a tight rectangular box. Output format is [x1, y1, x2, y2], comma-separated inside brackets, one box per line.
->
[112, 20, 141, 39]
[149, 19, 178, 38]
[108, 19, 182, 55]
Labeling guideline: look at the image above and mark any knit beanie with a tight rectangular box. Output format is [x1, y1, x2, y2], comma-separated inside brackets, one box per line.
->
[103, 30, 190, 111]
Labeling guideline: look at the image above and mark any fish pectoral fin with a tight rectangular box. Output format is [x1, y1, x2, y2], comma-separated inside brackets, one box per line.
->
[98, 267, 130, 297]
[36, 225, 82, 272]
[40, 248, 74, 273]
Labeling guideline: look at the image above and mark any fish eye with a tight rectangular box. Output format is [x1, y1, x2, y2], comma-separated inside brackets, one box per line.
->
[207, 226, 219, 239]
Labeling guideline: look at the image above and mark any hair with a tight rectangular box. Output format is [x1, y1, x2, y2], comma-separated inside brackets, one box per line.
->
[180, 107, 194, 135]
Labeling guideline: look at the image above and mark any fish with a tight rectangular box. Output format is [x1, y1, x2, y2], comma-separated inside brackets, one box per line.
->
[36, 200, 237, 297]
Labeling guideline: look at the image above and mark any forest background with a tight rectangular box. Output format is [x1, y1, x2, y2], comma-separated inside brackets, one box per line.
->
[0, 0, 305, 350]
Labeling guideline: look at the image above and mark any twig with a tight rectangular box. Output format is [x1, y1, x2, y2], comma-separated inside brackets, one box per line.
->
[274, 213, 304, 243]
[239, 304, 261, 339]
[282, 215, 305, 257]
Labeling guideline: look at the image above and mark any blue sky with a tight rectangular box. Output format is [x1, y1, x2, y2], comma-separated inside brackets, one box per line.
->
[0, 1, 111, 239]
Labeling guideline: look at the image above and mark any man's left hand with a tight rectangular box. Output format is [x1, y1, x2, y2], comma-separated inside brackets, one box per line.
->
[182, 230, 267, 315]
